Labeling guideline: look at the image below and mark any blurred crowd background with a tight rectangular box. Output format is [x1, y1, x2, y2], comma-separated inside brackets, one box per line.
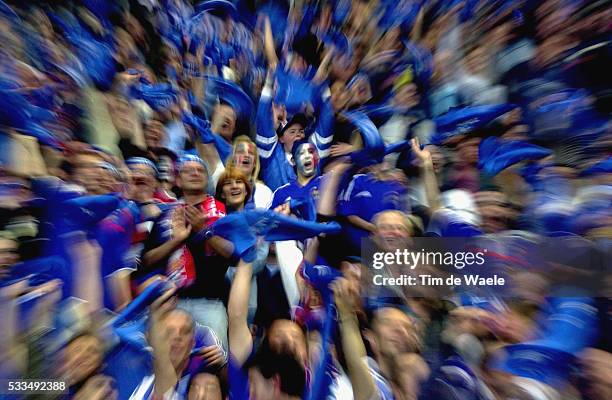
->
[0, 0, 610, 399]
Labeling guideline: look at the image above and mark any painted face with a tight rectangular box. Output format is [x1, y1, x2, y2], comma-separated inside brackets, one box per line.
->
[295, 143, 319, 177]
[232, 142, 256, 177]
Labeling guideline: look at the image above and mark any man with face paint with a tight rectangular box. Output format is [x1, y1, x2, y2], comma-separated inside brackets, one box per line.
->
[256, 63, 334, 192]
[270, 140, 322, 222]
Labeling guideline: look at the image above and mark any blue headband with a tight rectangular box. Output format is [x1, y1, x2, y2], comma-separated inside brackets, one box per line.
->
[177, 154, 206, 170]
[126, 157, 158, 175]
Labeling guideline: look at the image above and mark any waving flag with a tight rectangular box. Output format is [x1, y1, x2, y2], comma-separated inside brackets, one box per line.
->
[478, 137, 552, 176]
[210, 210, 341, 261]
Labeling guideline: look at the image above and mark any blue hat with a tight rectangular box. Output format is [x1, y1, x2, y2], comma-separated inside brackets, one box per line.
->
[478, 137, 552, 176]
[430, 104, 516, 145]
[579, 157, 612, 177]
[490, 297, 599, 386]
[205, 76, 254, 123]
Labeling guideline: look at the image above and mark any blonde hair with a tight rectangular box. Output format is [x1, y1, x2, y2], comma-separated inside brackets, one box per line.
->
[227, 135, 260, 181]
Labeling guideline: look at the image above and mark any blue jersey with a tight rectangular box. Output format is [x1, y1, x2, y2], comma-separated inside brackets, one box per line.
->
[338, 174, 408, 248]
[256, 82, 334, 191]
[271, 176, 322, 221]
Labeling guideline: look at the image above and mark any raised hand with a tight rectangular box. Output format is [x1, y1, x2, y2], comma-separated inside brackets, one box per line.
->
[185, 204, 206, 232]
[171, 207, 192, 241]
[332, 278, 356, 317]
[274, 201, 291, 216]
[197, 345, 226, 369]
[410, 137, 432, 166]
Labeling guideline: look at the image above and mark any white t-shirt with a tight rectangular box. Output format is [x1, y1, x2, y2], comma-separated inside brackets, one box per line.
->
[253, 181, 273, 209]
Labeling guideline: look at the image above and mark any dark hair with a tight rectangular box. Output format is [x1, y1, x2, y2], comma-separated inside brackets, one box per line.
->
[290, 139, 314, 159]
[245, 339, 306, 397]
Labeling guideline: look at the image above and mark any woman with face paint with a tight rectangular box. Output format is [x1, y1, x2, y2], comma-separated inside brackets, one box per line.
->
[227, 136, 273, 210]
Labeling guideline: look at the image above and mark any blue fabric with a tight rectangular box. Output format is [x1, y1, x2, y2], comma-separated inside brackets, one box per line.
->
[478, 137, 552, 177]
[62, 194, 122, 231]
[271, 176, 322, 222]
[580, 157, 612, 176]
[206, 76, 254, 123]
[211, 209, 341, 261]
[492, 297, 599, 387]
[430, 104, 516, 145]
[338, 174, 408, 247]
[256, 93, 297, 191]
[183, 113, 232, 163]
[344, 111, 386, 167]
[228, 355, 250, 400]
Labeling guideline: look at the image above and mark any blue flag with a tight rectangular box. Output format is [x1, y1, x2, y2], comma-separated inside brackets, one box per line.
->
[430, 104, 516, 145]
[210, 210, 341, 261]
[478, 137, 552, 176]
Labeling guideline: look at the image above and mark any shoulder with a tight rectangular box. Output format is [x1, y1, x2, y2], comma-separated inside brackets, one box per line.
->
[255, 181, 273, 197]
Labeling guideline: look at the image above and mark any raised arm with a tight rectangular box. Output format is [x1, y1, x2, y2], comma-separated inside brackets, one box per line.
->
[332, 278, 380, 400]
[318, 159, 353, 217]
[66, 231, 103, 314]
[411, 138, 441, 212]
[311, 88, 335, 160]
[255, 70, 279, 168]
[263, 15, 279, 70]
[149, 287, 180, 399]
[227, 259, 254, 366]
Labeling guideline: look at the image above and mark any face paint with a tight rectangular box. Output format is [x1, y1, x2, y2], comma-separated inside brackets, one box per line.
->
[295, 143, 319, 178]
[233, 142, 256, 175]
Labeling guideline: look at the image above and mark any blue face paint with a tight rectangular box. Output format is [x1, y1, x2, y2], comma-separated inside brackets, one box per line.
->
[295, 143, 319, 178]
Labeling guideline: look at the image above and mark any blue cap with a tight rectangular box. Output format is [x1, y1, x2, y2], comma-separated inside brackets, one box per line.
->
[430, 104, 516, 145]
[478, 137, 552, 176]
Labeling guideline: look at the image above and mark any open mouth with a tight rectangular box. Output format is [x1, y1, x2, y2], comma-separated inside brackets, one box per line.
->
[133, 177, 147, 185]
[303, 160, 313, 168]
[229, 189, 243, 197]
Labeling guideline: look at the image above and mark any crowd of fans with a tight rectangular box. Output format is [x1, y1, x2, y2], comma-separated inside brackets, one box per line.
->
[0, 0, 610, 399]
